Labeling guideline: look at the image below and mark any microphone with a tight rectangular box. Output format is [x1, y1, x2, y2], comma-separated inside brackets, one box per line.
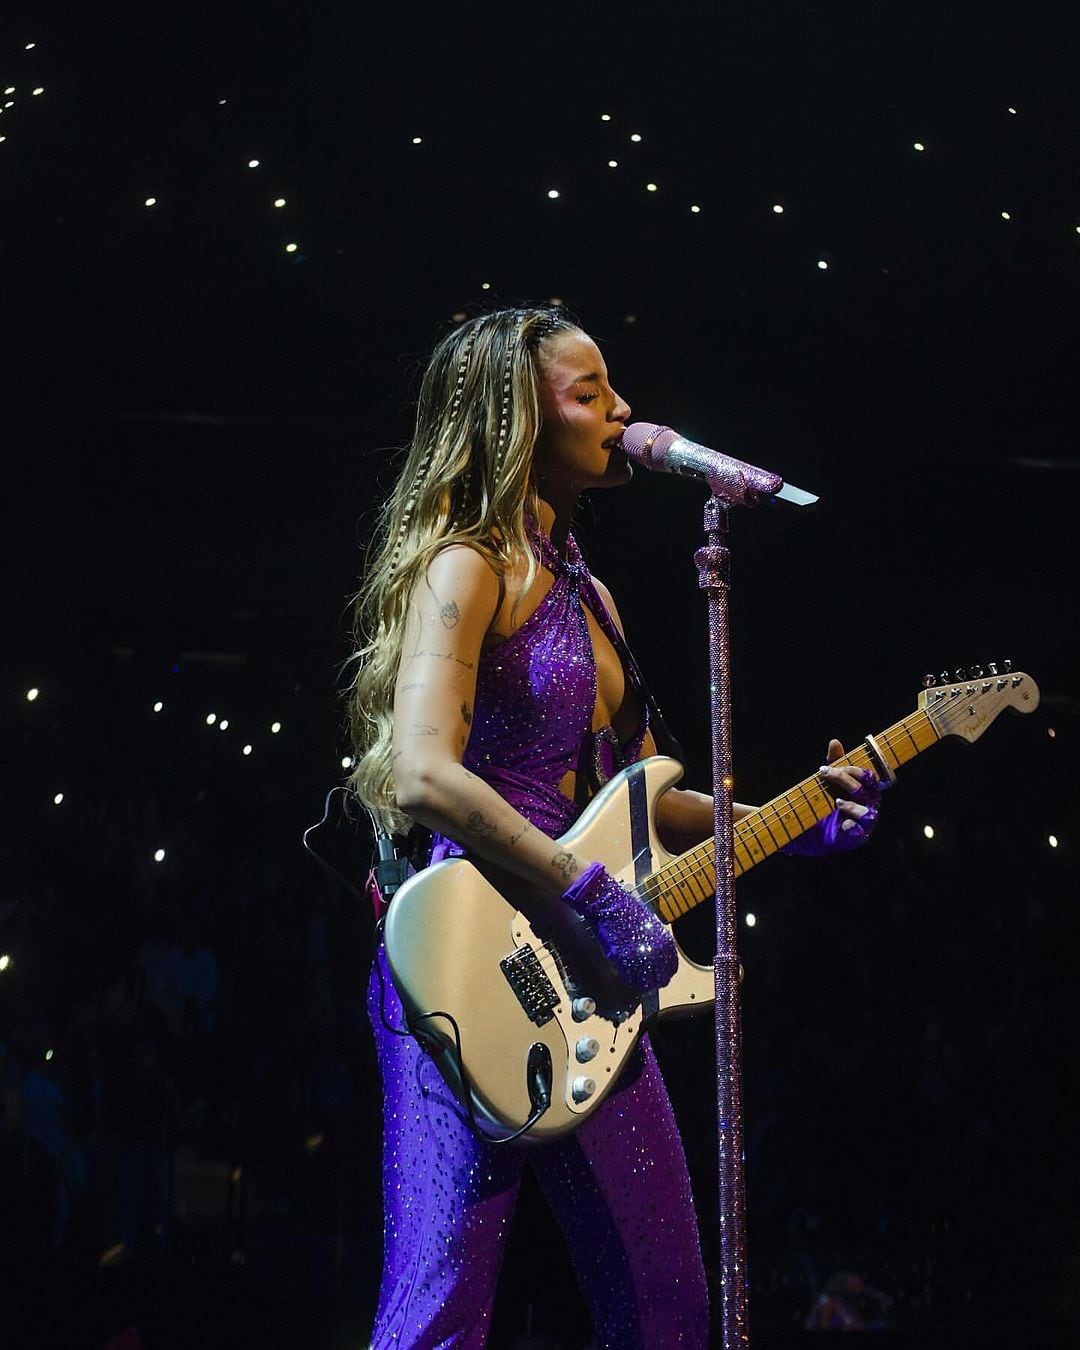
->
[620, 423, 818, 508]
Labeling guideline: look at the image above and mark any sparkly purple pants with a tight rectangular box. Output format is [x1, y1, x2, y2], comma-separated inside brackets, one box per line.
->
[367, 943, 709, 1349]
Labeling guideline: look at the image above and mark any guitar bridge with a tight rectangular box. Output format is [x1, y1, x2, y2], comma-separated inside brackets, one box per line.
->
[500, 947, 559, 1026]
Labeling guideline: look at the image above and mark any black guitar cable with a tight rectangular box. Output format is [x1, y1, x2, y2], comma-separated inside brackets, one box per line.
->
[369, 922, 553, 1144]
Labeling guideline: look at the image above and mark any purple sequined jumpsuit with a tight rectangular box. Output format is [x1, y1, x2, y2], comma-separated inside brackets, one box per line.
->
[367, 530, 709, 1348]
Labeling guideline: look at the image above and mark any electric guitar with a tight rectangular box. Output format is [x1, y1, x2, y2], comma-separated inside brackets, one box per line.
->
[383, 670, 1039, 1141]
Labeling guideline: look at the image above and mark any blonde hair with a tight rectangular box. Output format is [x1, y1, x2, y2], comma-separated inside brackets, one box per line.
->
[343, 305, 580, 834]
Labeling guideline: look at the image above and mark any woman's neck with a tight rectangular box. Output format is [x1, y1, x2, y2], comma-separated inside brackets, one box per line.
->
[534, 495, 577, 559]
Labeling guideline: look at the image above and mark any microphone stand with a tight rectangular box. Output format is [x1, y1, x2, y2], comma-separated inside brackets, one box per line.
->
[696, 493, 750, 1349]
[691, 459, 806, 1350]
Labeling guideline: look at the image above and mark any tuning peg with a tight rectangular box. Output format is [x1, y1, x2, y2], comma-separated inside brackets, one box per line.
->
[1003, 659, 1012, 673]
[940, 671, 951, 686]
[923, 673, 937, 688]
[970, 664, 983, 678]
[987, 662, 998, 676]
[954, 668, 966, 682]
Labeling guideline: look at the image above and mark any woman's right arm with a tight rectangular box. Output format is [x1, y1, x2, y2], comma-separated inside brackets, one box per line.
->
[391, 545, 586, 898]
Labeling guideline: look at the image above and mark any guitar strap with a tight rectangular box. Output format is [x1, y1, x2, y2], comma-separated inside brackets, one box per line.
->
[574, 564, 687, 770]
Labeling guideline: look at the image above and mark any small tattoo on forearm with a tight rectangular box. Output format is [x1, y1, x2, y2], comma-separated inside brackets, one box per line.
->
[460, 702, 472, 726]
[510, 820, 533, 845]
[399, 682, 425, 692]
[404, 648, 475, 670]
[551, 851, 580, 882]
[409, 724, 438, 736]
[439, 600, 461, 629]
[466, 810, 497, 838]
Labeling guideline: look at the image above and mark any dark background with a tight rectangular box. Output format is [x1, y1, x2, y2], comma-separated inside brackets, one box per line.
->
[2, 2, 1078, 1346]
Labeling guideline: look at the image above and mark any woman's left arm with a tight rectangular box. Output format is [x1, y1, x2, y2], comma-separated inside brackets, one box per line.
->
[591, 579, 877, 855]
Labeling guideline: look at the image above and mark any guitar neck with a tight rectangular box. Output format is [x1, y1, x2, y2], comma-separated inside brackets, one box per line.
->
[647, 708, 941, 924]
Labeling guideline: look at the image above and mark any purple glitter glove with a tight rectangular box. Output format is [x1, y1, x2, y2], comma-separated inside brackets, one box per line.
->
[783, 768, 884, 857]
[562, 862, 678, 993]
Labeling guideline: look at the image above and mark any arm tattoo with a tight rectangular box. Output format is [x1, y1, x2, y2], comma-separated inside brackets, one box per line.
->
[404, 648, 475, 670]
[510, 820, 533, 846]
[399, 682, 425, 692]
[460, 701, 472, 726]
[439, 600, 461, 629]
[550, 851, 580, 883]
[466, 810, 498, 839]
[409, 724, 438, 736]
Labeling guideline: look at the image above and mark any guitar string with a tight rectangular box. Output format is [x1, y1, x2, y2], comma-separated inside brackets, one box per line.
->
[638, 712, 932, 913]
[641, 682, 1018, 915]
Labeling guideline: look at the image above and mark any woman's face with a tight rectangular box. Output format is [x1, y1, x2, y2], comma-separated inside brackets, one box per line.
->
[532, 329, 633, 497]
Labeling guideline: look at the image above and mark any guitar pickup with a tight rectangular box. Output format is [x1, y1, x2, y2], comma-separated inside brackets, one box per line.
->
[500, 947, 559, 1026]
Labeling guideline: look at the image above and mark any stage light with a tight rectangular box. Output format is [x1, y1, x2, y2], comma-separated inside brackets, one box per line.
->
[1001, 211, 1011, 220]
[923, 825, 935, 839]
[411, 136, 422, 144]
[913, 142, 925, 152]
[154, 849, 166, 862]
[1048, 727, 1056, 738]
[218, 99, 227, 105]
[1008, 106, 1017, 114]
[27, 687, 40, 701]
[25, 42, 36, 49]
[53, 793, 63, 805]
[745, 912, 757, 928]
[242, 744, 253, 755]
[4, 87, 13, 95]
[645, 182, 658, 192]
[271, 721, 282, 733]
[817, 260, 829, 270]
[273, 198, 286, 208]
[145, 197, 157, 207]
[206, 713, 217, 725]
[690, 204, 701, 213]
[4, 101, 13, 109]
[45, 1049, 54, 1061]
[248, 158, 260, 168]
[1048, 835, 1059, 849]
[0, 954, 10, 972]
[32, 88, 44, 96]
[218, 719, 229, 731]
[630, 133, 642, 142]
[481, 281, 491, 290]
[285, 242, 298, 253]
[772, 204, 784, 214]
[608, 160, 618, 168]
[153, 701, 164, 712]
[341, 755, 353, 768]
[547, 189, 560, 199]
[600, 113, 611, 122]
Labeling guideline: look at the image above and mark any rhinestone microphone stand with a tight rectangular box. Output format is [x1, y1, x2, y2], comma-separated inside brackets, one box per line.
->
[621, 422, 817, 1350]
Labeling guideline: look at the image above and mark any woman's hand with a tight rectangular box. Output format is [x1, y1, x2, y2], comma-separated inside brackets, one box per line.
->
[783, 738, 884, 856]
[562, 862, 678, 993]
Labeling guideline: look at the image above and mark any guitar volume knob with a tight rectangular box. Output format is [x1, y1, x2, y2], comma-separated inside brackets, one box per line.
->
[576, 1037, 600, 1063]
[572, 1076, 597, 1103]
[571, 997, 597, 1022]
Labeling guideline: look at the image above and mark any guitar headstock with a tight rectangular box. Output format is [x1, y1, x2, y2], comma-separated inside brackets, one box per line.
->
[918, 664, 1040, 743]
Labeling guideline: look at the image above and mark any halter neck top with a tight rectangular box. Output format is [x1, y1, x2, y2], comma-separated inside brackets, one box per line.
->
[430, 529, 649, 857]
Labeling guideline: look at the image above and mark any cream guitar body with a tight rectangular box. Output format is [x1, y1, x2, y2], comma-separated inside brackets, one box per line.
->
[384, 671, 1039, 1141]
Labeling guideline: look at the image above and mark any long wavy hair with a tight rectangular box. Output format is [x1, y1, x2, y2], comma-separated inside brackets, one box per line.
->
[343, 305, 580, 834]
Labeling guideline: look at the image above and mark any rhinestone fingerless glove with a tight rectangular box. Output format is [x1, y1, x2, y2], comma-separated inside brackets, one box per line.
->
[562, 862, 678, 993]
[783, 768, 884, 856]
